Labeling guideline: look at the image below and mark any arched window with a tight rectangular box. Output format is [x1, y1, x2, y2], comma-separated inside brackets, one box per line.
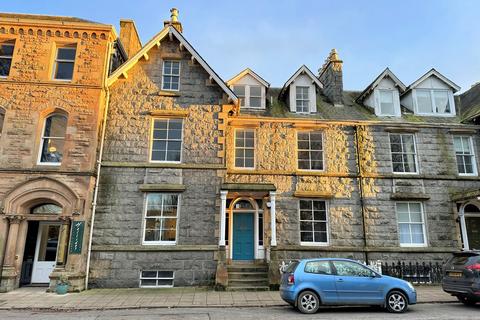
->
[39, 114, 67, 164]
[465, 204, 480, 213]
[31, 203, 62, 214]
[0, 107, 5, 136]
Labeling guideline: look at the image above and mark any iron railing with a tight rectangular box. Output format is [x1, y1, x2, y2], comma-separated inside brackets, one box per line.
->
[380, 261, 444, 284]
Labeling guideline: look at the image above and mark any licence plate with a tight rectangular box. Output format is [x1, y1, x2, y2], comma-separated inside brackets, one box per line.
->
[448, 271, 463, 278]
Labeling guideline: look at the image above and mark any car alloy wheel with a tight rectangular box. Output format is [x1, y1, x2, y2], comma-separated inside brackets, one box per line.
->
[297, 290, 320, 314]
[386, 291, 408, 313]
[457, 295, 478, 306]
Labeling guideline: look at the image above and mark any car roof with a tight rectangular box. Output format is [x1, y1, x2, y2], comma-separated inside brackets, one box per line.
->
[299, 258, 357, 263]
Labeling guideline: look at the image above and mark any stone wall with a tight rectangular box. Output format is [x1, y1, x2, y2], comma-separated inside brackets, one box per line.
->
[91, 33, 227, 287]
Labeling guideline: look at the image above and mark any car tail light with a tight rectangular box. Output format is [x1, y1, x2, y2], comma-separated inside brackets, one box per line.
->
[466, 264, 480, 271]
[287, 274, 295, 285]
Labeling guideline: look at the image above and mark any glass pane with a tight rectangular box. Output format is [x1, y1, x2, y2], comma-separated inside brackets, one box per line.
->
[167, 141, 182, 152]
[171, 62, 180, 75]
[380, 90, 395, 115]
[313, 222, 326, 232]
[161, 228, 176, 241]
[300, 231, 313, 242]
[397, 212, 410, 223]
[31, 204, 62, 214]
[300, 221, 313, 231]
[433, 91, 450, 114]
[141, 271, 157, 278]
[305, 261, 332, 274]
[157, 279, 174, 286]
[314, 231, 327, 243]
[55, 61, 74, 80]
[37, 224, 60, 262]
[396, 203, 409, 213]
[298, 160, 309, 169]
[233, 86, 245, 96]
[249, 97, 261, 108]
[416, 90, 433, 113]
[311, 160, 323, 170]
[152, 140, 166, 151]
[166, 149, 180, 161]
[0, 43, 14, 56]
[462, 137, 472, 153]
[453, 137, 463, 153]
[44, 115, 67, 138]
[250, 86, 261, 96]
[169, 119, 183, 130]
[333, 261, 372, 277]
[313, 201, 326, 211]
[144, 229, 160, 242]
[409, 202, 422, 213]
[151, 150, 166, 161]
[300, 200, 312, 210]
[57, 47, 76, 60]
[140, 279, 157, 286]
[244, 158, 254, 168]
[157, 271, 174, 278]
[300, 210, 312, 221]
[313, 211, 326, 221]
[40, 138, 65, 163]
[0, 57, 12, 76]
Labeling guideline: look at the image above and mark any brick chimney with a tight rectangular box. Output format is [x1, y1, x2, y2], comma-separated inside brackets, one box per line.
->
[318, 49, 344, 106]
[164, 8, 183, 33]
[119, 19, 142, 58]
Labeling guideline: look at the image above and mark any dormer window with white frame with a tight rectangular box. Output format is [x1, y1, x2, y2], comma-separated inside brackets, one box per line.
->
[227, 68, 269, 109]
[282, 65, 323, 114]
[357, 68, 405, 117]
[401, 69, 460, 117]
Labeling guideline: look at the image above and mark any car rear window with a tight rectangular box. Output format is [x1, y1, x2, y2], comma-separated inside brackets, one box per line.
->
[285, 261, 299, 273]
[450, 254, 480, 266]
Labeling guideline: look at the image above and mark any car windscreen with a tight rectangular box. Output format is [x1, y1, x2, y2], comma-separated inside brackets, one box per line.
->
[285, 261, 299, 273]
[450, 254, 480, 266]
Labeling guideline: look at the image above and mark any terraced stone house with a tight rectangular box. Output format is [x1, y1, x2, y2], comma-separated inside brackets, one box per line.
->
[88, 9, 480, 290]
[0, 13, 125, 292]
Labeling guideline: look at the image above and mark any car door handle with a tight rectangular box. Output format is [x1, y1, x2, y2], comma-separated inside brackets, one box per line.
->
[337, 278, 344, 282]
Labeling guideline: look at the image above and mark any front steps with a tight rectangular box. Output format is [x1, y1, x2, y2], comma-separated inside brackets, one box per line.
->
[227, 263, 270, 291]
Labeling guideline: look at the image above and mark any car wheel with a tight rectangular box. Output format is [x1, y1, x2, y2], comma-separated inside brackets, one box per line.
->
[297, 290, 320, 314]
[457, 295, 478, 306]
[386, 290, 408, 313]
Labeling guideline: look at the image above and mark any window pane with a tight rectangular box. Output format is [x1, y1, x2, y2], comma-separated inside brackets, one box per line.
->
[57, 48, 76, 60]
[433, 91, 450, 114]
[40, 138, 65, 163]
[141, 271, 157, 278]
[416, 90, 433, 113]
[300, 210, 312, 221]
[233, 85, 245, 96]
[55, 61, 74, 80]
[44, 115, 67, 138]
[305, 261, 332, 274]
[379, 90, 395, 115]
[333, 261, 372, 277]
[0, 43, 14, 56]
[300, 232, 313, 242]
[0, 57, 12, 77]
[249, 97, 261, 108]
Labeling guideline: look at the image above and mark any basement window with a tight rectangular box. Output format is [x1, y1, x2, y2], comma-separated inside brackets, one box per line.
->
[53, 45, 76, 80]
[0, 41, 14, 77]
[140, 270, 174, 287]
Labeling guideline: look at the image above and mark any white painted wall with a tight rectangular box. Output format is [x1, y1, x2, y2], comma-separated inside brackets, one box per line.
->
[288, 74, 316, 113]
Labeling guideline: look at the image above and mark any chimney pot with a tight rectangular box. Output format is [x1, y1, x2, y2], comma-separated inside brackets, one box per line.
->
[164, 8, 183, 33]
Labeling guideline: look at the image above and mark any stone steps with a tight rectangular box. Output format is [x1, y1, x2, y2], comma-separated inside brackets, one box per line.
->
[226, 263, 269, 291]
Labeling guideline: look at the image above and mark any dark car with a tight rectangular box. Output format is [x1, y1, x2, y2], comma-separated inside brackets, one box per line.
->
[442, 251, 480, 306]
[280, 258, 416, 314]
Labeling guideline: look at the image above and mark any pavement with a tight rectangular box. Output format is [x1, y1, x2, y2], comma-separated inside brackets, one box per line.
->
[0, 285, 457, 311]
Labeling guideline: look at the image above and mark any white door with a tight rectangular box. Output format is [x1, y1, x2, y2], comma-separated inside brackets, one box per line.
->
[31, 223, 60, 283]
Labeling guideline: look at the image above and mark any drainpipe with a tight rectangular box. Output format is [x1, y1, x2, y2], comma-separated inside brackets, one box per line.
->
[354, 125, 369, 263]
[84, 41, 113, 290]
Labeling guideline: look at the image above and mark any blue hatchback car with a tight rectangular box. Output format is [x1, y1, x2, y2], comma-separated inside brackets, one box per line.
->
[280, 258, 417, 314]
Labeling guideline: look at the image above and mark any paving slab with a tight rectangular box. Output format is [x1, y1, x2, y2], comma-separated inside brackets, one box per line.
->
[0, 285, 456, 310]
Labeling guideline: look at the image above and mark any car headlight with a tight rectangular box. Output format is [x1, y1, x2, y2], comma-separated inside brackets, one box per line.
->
[406, 281, 415, 291]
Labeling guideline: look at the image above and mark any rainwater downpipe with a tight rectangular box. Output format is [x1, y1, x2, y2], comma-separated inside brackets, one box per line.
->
[84, 41, 113, 290]
[354, 125, 369, 264]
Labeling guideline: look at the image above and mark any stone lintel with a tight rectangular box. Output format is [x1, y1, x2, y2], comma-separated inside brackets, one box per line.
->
[450, 189, 480, 202]
[220, 183, 276, 192]
[293, 191, 333, 198]
[92, 244, 217, 252]
[272, 246, 458, 253]
[448, 128, 478, 134]
[139, 183, 186, 192]
[147, 109, 188, 117]
[390, 192, 430, 200]
[383, 126, 420, 133]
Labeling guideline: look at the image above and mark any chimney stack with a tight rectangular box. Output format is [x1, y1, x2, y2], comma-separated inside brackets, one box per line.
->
[164, 8, 183, 33]
[318, 49, 344, 106]
[119, 19, 142, 58]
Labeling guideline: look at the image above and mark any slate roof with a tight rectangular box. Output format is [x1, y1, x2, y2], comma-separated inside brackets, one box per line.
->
[0, 13, 106, 26]
[457, 83, 480, 123]
[238, 87, 467, 125]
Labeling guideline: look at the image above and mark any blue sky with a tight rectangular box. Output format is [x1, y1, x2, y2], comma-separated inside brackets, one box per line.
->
[3, 0, 479, 92]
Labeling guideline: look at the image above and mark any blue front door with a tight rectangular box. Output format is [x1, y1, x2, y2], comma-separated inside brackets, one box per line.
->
[233, 212, 254, 260]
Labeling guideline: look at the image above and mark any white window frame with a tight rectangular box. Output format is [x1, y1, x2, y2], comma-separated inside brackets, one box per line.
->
[299, 199, 330, 246]
[413, 88, 455, 116]
[233, 85, 246, 107]
[0, 41, 15, 78]
[161, 60, 181, 91]
[295, 86, 310, 113]
[139, 270, 174, 288]
[395, 201, 428, 247]
[142, 193, 180, 245]
[149, 118, 183, 164]
[454, 136, 478, 177]
[52, 46, 76, 81]
[234, 128, 255, 169]
[389, 133, 419, 175]
[37, 114, 67, 166]
[248, 85, 263, 109]
[297, 131, 325, 171]
[376, 89, 397, 116]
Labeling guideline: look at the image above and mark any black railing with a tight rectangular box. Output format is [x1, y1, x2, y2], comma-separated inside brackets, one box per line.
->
[381, 261, 444, 284]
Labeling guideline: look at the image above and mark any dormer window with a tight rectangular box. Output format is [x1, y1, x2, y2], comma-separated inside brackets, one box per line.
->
[296, 86, 310, 113]
[227, 69, 269, 109]
[378, 89, 395, 116]
[415, 89, 452, 115]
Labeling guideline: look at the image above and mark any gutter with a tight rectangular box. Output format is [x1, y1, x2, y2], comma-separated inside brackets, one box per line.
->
[354, 125, 369, 263]
[84, 40, 113, 290]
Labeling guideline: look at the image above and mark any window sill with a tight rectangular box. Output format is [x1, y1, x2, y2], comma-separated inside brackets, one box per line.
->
[392, 171, 419, 176]
[159, 90, 180, 97]
[142, 241, 177, 246]
[458, 173, 478, 177]
[36, 162, 62, 167]
[399, 244, 427, 248]
[300, 242, 330, 247]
